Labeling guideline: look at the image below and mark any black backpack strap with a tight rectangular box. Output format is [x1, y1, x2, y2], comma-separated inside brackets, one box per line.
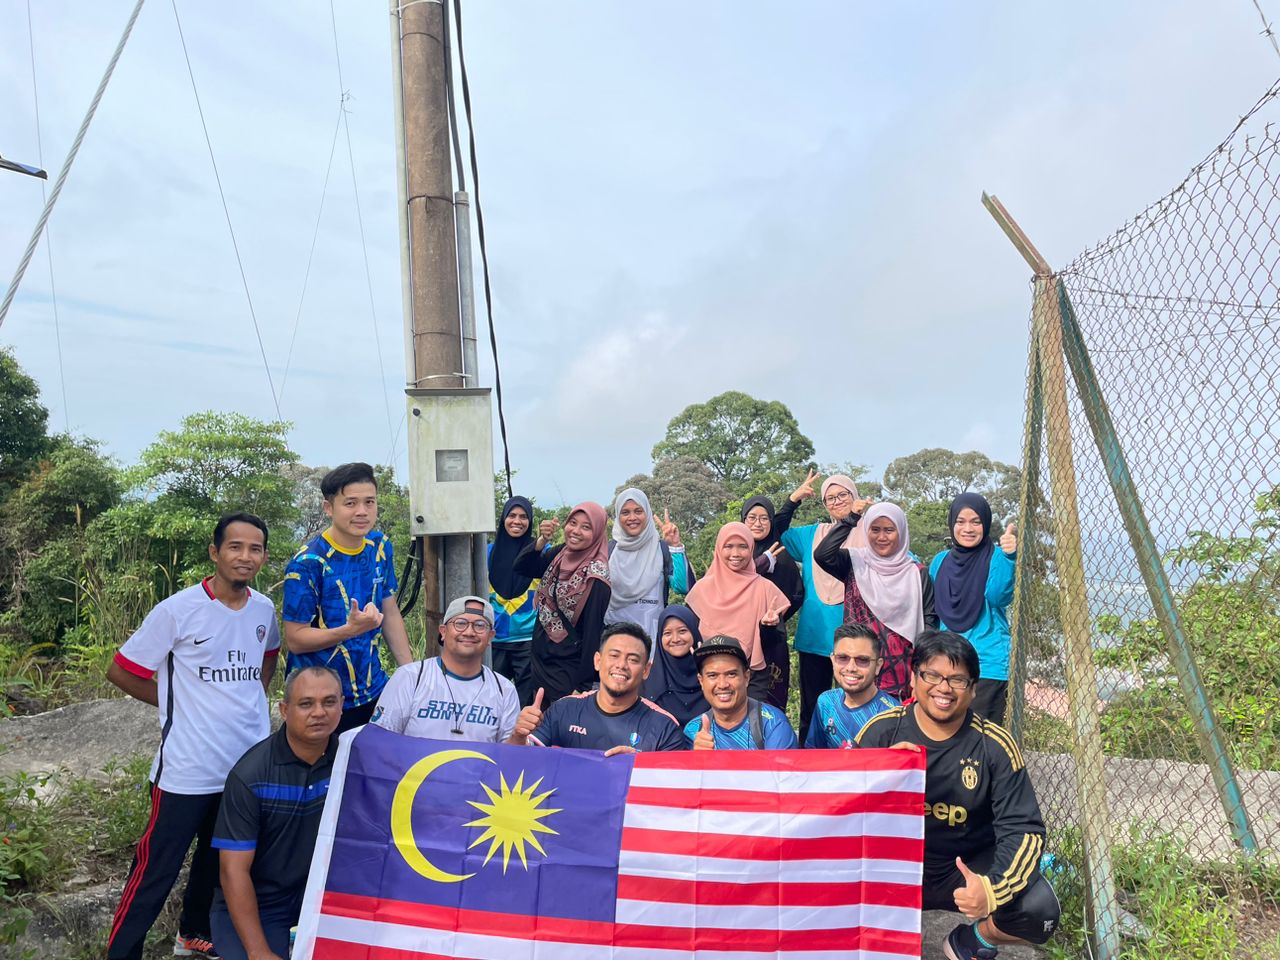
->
[660, 541, 673, 606]
[747, 698, 765, 749]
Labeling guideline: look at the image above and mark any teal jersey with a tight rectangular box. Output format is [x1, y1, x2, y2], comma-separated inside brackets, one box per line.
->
[683, 701, 798, 750]
[805, 688, 900, 749]
[283, 530, 398, 708]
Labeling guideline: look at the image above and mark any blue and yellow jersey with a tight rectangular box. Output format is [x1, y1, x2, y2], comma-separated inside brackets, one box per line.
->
[282, 529, 398, 708]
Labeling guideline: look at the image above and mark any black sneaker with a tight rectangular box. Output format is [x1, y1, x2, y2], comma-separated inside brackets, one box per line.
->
[943, 922, 998, 960]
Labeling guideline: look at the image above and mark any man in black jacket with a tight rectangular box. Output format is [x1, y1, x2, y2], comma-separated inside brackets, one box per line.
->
[857, 631, 1059, 960]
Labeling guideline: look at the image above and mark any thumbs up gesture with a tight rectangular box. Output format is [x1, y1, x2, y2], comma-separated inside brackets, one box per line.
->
[509, 688, 545, 745]
[692, 714, 716, 751]
[999, 522, 1017, 556]
[346, 598, 384, 633]
[952, 857, 989, 920]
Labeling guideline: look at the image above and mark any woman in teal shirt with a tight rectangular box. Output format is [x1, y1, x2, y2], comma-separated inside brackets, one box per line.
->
[928, 492, 1018, 722]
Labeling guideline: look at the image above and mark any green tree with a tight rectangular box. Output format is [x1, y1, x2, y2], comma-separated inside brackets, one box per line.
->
[0, 439, 121, 647]
[651, 392, 815, 495]
[0, 349, 52, 500]
[1093, 485, 1280, 770]
[882, 447, 1021, 520]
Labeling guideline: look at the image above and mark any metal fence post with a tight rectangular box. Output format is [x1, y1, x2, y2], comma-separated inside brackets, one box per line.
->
[1055, 285, 1259, 854]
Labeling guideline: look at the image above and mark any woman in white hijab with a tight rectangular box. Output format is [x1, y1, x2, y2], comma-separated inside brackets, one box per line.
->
[605, 488, 690, 644]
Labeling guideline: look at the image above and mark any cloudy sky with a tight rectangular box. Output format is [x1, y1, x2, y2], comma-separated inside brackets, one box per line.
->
[1, 1, 1277, 507]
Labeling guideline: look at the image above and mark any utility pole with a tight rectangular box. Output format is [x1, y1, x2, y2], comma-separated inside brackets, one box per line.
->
[390, 0, 475, 641]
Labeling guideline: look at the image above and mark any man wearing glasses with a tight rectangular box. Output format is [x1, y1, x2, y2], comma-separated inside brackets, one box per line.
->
[369, 596, 520, 742]
[857, 631, 1059, 960]
[804, 623, 899, 748]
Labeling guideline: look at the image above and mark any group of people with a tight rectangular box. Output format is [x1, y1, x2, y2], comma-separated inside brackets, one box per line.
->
[103, 462, 1056, 960]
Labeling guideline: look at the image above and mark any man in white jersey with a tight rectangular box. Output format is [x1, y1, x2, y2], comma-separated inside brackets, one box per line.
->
[370, 595, 520, 741]
[105, 513, 280, 960]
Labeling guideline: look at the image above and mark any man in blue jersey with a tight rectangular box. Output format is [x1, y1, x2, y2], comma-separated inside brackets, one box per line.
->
[805, 622, 899, 748]
[283, 463, 412, 732]
[509, 622, 685, 754]
[685, 635, 798, 750]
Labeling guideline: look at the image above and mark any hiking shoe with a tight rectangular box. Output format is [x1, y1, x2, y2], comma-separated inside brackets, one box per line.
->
[943, 923, 998, 960]
[173, 933, 220, 958]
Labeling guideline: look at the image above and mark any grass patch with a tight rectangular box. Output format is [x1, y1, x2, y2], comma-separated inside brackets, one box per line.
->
[1043, 826, 1280, 959]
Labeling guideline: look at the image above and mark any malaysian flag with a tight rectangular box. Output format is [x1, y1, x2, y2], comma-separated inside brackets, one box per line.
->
[294, 724, 925, 960]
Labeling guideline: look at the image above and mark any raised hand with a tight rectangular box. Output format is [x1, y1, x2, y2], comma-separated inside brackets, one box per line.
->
[692, 714, 717, 751]
[953, 858, 989, 920]
[537, 518, 560, 547]
[509, 688, 545, 744]
[999, 522, 1017, 556]
[852, 496, 874, 515]
[656, 508, 682, 547]
[347, 598, 384, 633]
[790, 467, 820, 504]
[760, 598, 788, 627]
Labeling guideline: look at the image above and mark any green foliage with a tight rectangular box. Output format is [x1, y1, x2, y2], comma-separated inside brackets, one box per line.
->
[617, 456, 730, 538]
[0, 349, 52, 501]
[882, 447, 1021, 521]
[1093, 485, 1280, 770]
[651, 391, 815, 495]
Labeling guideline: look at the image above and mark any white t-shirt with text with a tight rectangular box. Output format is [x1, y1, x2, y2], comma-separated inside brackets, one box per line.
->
[370, 657, 519, 742]
[114, 580, 280, 795]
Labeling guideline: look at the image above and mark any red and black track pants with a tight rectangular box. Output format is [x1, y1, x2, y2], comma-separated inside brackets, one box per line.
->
[106, 786, 221, 960]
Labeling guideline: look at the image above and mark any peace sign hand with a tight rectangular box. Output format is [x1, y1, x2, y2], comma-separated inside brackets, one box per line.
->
[656, 508, 682, 547]
[790, 468, 820, 504]
[760, 598, 788, 626]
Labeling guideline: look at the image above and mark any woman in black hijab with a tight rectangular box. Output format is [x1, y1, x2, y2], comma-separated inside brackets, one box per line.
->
[741, 496, 806, 710]
[487, 496, 538, 703]
[928, 492, 1018, 721]
[643, 605, 709, 726]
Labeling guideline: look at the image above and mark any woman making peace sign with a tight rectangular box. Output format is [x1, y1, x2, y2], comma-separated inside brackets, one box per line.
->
[685, 522, 790, 701]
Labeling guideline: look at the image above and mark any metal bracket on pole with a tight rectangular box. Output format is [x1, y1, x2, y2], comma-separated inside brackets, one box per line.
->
[1055, 286, 1259, 854]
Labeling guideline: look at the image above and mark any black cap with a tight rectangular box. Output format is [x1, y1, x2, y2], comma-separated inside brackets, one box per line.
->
[693, 634, 750, 668]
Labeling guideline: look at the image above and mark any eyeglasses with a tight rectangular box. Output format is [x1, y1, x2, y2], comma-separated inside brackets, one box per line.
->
[743, 515, 770, 526]
[916, 668, 975, 691]
[832, 654, 877, 668]
[446, 617, 491, 634]
[823, 491, 852, 506]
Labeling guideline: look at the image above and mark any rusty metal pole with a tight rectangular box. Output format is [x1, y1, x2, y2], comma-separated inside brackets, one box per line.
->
[983, 193, 1122, 960]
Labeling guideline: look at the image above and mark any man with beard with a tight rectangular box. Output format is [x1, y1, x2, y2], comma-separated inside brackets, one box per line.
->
[508, 622, 685, 754]
[857, 631, 1059, 960]
[805, 622, 899, 749]
[105, 514, 279, 960]
[370, 596, 520, 742]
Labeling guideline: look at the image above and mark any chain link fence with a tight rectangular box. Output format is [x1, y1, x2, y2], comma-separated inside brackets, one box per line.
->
[1003, 78, 1280, 955]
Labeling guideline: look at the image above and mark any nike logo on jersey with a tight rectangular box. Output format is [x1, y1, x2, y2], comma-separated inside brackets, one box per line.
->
[194, 636, 214, 645]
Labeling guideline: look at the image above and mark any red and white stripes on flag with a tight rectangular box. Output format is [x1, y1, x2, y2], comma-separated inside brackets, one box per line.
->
[298, 742, 925, 960]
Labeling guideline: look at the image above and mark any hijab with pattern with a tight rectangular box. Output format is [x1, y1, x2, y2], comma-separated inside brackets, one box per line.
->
[933, 492, 995, 633]
[607, 488, 665, 615]
[847, 502, 924, 641]
[532, 501, 610, 644]
[489, 496, 535, 601]
[685, 522, 790, 671]
[811, 474, 866, 605]
[643, 605, 707, 725]
[741, 495, 780, 556]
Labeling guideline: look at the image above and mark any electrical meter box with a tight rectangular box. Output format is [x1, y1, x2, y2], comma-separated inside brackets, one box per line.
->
[405, 388, 495, 536]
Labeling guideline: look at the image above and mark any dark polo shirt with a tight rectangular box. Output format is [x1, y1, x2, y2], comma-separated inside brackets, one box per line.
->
[211, 726, 337, 910]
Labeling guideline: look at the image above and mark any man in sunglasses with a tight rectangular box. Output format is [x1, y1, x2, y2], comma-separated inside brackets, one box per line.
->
[369, 596, 519, 742]
[804, 622, 900, 748]
[857, 631, 1059, 960]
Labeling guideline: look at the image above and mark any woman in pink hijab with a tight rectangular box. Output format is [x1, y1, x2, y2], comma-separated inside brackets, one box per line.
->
[685, 522, 790, 701]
